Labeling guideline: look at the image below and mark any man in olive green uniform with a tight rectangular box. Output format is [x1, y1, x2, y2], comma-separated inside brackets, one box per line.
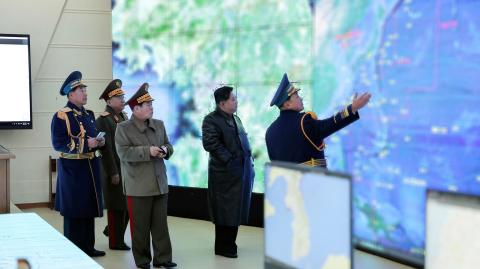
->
[96, 79, 130, 251]
[115, 83, 177, 269]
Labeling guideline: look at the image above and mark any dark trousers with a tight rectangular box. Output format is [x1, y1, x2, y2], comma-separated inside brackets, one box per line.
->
[127, 195, 172, 267]
[107, 209, 129, 248]
[64, 217, 95, 255]
[215, 225, 239, 254]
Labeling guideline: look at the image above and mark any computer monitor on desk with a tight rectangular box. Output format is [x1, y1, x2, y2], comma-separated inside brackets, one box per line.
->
[426, 190, 480, 269]
[264, 162, 352, 269]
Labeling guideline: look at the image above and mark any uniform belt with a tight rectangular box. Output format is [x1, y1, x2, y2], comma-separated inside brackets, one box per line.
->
[60, 152, 96, 159]
[300, 158, 327, 168]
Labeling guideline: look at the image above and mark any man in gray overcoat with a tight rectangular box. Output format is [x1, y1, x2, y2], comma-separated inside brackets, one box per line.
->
[115, 83, 177, 269]
[201, 86, 255, 258]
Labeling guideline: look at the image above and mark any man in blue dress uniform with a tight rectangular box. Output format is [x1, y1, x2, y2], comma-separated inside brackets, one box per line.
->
[50, 71, 106, 257]
[265, 73, 371, 168]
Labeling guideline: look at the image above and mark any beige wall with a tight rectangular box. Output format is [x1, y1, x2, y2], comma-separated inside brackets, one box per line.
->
[0, 0, 112, 203]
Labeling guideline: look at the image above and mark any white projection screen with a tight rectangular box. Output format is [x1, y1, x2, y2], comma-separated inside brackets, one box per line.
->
[0, 34, 32, 129]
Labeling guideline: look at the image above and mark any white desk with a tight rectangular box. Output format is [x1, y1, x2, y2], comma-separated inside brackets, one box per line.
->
[0, 213, 103, 269]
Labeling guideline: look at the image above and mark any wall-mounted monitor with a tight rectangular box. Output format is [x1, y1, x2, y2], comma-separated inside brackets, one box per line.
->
[0, 34, 32, 129]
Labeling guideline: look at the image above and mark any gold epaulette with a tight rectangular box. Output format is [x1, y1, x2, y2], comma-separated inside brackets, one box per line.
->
[300, 111, 325, 151]
[57, 107, 72, 121]
[305, 111, 318, 120]
[100, 111, 110, 117]
[56, 107, 75, 151]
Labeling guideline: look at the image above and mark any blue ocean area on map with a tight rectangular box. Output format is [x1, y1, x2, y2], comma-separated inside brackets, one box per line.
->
[329, 0, 480, 262]
[265, 175, 294, 264]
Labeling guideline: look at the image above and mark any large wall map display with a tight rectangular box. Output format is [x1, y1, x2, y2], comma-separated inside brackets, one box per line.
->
[113, 0, 480, 264]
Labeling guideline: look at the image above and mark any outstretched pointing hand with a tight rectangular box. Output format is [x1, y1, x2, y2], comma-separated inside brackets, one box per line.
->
[352, 92, 372, 113]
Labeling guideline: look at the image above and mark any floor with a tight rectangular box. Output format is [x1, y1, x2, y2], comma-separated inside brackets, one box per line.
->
[20, 207, 415, 269]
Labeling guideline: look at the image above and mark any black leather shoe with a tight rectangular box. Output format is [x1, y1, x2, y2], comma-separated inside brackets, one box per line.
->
[102, 226, 109, 237]
[137, 264, 150, 269]
[88, 249, 106, 257]
[110, 244, 131, 251]
[153, 261, 177, 268]
[215, 251, 238, 258]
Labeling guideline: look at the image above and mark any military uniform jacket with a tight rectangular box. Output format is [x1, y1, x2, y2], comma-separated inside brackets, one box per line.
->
[115, 116, 173, 197]
[265, 104, 359, 166]
[50, 101, 103, 218]
[202, 108, 254, 226]
[96, 105, 128, 210]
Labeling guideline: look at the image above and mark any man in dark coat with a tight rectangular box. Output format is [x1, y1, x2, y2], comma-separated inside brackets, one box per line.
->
[266, 73, 371, 168]
[50, 71, 106, 257]
[201, 86, 255, 258]
[96, 79, 130, 251]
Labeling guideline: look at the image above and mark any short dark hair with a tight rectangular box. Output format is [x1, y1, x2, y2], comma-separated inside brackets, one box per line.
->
[214, 86, 233, 104]
[17, 258, 31, 269]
